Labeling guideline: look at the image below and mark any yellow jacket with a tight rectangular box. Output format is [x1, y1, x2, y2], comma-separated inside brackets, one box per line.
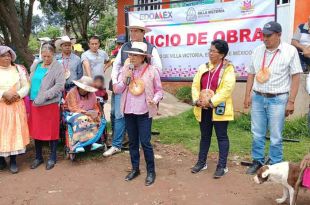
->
[192, 60, 236, 122]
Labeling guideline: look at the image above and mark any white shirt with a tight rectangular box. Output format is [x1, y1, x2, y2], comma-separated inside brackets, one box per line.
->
[246, 42, 303, 94]
[81, 49, 109, 77]
[292, 23, 310, 46]
[111, 43, 162, 84]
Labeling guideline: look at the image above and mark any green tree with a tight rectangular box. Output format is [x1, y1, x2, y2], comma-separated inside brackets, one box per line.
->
[0, 0, 35, 67]
[37, 25, 61, 39]
[31, 14, 44, 34]
[39, 0, 115, 41]
[88, 10, 117, 43]
[28, 35, 40, 54]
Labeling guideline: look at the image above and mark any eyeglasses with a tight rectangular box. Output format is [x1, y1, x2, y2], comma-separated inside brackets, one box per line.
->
[208, 49, 220, 54]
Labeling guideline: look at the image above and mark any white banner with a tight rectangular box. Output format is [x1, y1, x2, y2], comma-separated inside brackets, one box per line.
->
[128, 0, 276, 81]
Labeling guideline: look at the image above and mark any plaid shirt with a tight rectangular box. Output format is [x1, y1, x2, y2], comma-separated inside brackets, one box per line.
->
[246, 42, 303, 94]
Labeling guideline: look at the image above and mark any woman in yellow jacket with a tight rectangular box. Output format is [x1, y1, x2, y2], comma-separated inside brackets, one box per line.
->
[191, 39, 236, 178]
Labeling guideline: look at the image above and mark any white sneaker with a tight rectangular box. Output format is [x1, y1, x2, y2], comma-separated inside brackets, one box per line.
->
[91, 143, 103, 151]
[103, 146, 121, 157]
[75, 147, 85, 153]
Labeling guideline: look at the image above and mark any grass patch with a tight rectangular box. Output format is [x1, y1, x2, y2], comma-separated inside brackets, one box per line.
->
[283, 116, 308, 139]
[153, 110, 310, 162]
[57, 111, 309, 162]
[175, 86, 192, 103]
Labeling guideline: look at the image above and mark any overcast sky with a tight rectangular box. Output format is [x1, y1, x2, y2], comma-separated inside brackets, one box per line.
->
[33, 0, 43, 16]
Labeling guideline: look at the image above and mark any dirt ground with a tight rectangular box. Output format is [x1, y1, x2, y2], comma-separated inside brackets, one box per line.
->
[0, 142, 309, 205]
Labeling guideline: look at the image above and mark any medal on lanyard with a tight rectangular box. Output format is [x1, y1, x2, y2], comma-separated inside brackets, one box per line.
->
[199, 62, 223, 108]
[62, 55, 71, 80]
[256, 49, 279, 84]
[128, 64, 149, 96]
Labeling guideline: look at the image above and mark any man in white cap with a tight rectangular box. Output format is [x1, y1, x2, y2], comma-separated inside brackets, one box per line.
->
[103, 20, 162, 157]
[81, 35, 109, 78]
[244, 21, 302, 175]
[55, 36, 83, 91]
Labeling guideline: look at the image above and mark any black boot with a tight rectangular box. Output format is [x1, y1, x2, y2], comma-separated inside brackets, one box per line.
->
[9, 155, 18, 174]
[246, 160, 262, 175]
[125, 169, 140, 181]
[31, 140, 44, 169]
[30, 159, 44, 169]
[46, 140, 58, 170]
[145, 172, 156, 186]
[0, 157, 7, 170]
[35, 140, 44, 161]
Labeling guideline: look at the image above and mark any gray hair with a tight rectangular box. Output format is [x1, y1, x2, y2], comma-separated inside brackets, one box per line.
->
[41, 43, 55, 54]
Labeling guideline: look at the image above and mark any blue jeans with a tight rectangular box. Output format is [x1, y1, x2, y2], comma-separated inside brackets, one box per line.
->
[251, 91, 288, 164]
[125, 113, 155, 173]
[198, 109, 229, 168]
[111, 93, 125, 149]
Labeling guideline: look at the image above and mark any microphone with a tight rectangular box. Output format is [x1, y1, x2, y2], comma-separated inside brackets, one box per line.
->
[126, 64, 134, 85]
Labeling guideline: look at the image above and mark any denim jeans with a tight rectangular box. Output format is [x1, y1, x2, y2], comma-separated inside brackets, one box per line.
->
[125, 113, 155, 173]
[198, 109, 229, 168]
[251, 92, 288, 164]
[111, 93, 125, 149]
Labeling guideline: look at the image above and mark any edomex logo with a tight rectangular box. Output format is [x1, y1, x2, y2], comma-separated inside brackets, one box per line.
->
[240, 0, 255, 14]
[186, 7, 197, 22]
[140, 11, 173, 21]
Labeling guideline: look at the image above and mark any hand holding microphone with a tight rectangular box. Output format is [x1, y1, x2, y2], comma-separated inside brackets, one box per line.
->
[125, 64, 134, 85]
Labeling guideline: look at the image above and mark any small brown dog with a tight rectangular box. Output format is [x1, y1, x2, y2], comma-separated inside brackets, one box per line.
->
[254, 162, 302, 205]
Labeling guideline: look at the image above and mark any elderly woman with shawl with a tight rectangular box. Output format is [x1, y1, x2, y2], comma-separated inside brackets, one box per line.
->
[0, 46, 30, 174]
[64, 76, 103, 153]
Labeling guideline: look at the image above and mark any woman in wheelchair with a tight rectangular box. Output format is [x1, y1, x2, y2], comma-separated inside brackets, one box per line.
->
[64, 76, 104, 153]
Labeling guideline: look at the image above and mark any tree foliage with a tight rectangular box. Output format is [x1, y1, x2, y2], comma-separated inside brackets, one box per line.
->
[28, 34, 40, 54]
[31, 15, 44, 34]
[0, 0, 35, 67]
[88, 11, 117, 42]
[0, 0, 116, 67]
[37, 25, 61, 39]
[39, 0, 115, 41]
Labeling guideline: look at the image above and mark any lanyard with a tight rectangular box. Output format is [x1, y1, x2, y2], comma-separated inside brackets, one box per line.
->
[206, 61, 223, 89]
[132, 64, 149, 82]
[62, 54, 70, 71]
[261, 49, 279, 70]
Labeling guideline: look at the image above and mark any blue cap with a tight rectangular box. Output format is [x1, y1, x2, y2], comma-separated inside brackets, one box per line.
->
[116, 34, 126, 43]
[262, 21, 282, 35]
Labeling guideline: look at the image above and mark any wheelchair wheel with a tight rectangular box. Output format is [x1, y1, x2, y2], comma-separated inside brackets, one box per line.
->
[64, 146, 70, 160]
[102, 143, 107, 152]
[69, 153, 76, 161]
[64, 146, 76, 161]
